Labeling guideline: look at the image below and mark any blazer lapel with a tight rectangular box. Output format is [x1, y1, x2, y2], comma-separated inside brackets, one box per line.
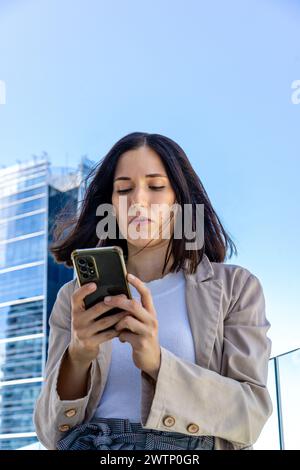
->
[183, 254, 223, 370]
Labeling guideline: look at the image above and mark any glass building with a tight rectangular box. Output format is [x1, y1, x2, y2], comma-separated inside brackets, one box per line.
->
[0, 155, 94, 449]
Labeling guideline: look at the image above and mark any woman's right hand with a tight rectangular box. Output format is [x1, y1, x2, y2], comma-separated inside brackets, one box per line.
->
[68, 282, 128, 364]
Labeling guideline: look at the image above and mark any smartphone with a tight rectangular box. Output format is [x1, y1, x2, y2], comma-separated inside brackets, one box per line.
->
[71, 246, 132, 331]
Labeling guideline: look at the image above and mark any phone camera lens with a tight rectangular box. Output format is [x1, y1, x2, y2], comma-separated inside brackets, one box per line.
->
[82, 273, 89, 279]
[87, 261, 94, 268]
[78, 258, 86, 266]
[80, 265, 87, 272]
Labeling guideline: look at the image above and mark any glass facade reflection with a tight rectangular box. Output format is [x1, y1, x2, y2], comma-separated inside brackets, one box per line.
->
[0, 155, 93, 449]
[0, 264, 44, 303]
[0, 382, 42, 449]
[0, 235, 45, 269]
[0, 195, 46, 219]
[0, 211, 45, 239]
[0, 300, 44, 340]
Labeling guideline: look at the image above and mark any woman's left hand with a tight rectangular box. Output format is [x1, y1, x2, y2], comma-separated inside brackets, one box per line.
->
[103, 273, 161, 381]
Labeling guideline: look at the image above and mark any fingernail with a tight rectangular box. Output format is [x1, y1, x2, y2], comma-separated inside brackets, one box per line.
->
[88, 283, 97, 290]
[128, 274, 135, 280]
[104, 296, 111, 302]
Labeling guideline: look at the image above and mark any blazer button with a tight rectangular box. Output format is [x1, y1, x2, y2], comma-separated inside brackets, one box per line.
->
[64, 408, 77, 418]
[59, 424, 71, 432]
[187, 423, 199, 434]
[163, 415, 176, 427]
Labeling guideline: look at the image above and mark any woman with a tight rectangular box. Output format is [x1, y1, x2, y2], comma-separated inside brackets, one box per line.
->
[33, 132, 273, 450]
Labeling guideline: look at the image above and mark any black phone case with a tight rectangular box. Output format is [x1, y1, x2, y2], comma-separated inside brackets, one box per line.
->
[71, 246, 132, 332]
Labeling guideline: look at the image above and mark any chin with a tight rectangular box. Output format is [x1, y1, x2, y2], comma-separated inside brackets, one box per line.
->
[127, 237, 155, 248]
[128, 232, 169, 248]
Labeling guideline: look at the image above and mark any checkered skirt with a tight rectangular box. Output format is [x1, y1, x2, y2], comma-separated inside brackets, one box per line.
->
[56, 417, 215, 450]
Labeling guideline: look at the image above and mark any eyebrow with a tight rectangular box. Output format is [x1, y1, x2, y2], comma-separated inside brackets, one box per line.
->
[113, 173, 167, 182]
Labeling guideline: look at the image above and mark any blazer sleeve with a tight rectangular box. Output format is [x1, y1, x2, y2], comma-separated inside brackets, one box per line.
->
[140, 272, 274, 449]
[33, 280, 99, 449]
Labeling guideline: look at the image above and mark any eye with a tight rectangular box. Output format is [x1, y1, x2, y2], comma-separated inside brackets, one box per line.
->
[117, 189, 131, 194]
[116, 186, 165, 194]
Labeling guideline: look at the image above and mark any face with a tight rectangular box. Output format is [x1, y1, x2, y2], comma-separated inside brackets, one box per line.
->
[111, 146, 177, 250]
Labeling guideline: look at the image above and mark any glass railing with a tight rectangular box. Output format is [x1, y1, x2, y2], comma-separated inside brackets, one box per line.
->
[16, 347, 300, 450]
[254, 347, 300, 449]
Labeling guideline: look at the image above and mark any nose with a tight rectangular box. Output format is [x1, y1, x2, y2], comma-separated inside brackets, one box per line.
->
[128, 186, 149, 212]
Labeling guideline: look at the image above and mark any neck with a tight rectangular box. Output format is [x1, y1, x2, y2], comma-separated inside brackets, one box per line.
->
[126, 240, 174, 283]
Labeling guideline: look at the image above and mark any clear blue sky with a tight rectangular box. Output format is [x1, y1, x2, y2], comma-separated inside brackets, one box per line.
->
[0, 0, 299, 356]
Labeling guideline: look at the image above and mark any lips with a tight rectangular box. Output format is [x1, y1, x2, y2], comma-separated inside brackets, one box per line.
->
[129, 216, 152, 224]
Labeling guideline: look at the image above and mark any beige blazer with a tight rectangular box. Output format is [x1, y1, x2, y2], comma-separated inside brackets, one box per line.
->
[33, 253, 273, 450]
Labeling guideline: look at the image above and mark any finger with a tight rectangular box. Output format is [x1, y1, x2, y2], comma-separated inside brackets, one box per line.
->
[103, 295, 151, 324]
[118, 330, 140, 348]
[89, 328, 120, 348]
[126, 274, 155, 314]
[86, 294, 127, 321]
[72, 282, 97, 311]
[114, 315, 147, 335]
[89, 311, 128, 335]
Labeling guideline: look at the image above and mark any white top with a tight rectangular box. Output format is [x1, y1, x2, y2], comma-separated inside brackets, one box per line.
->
[92, 268, 196, 422]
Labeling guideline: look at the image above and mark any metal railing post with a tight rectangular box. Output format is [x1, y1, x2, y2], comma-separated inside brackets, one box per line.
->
[274, 356, 285, 450]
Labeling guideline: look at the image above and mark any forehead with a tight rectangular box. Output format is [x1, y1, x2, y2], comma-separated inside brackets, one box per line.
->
[114, 146, 165, 176]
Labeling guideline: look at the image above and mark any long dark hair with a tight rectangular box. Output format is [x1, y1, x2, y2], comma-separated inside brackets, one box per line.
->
[50, 132, 237, 275]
